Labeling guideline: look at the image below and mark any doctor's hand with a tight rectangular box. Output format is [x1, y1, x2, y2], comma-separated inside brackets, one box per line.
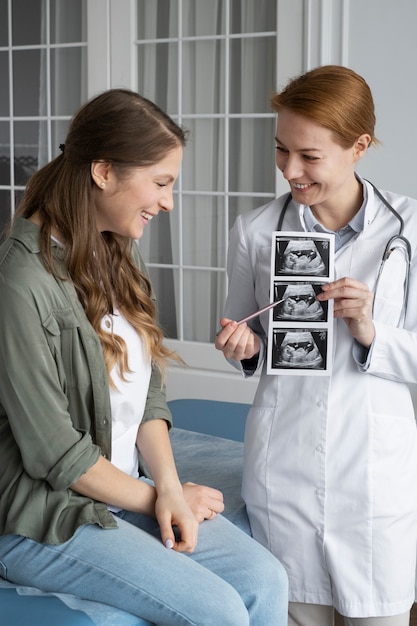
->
[317, 277, 375, 348]
[215, 318, 261, 361]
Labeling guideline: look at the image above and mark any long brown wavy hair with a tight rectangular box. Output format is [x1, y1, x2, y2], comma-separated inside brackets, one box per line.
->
[16, 89, 187, 384]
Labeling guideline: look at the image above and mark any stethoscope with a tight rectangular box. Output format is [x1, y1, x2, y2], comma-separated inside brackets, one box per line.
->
[277, 181, 412, 322]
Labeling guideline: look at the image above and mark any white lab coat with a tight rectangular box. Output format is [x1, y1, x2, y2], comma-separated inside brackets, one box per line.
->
[224, 179, 417, 617]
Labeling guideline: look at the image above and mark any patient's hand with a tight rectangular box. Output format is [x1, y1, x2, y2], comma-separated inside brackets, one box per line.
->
[182, 481, 224, 523]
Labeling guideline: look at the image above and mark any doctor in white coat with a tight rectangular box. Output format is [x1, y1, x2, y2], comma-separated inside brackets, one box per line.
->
[215, 65, 417, 626]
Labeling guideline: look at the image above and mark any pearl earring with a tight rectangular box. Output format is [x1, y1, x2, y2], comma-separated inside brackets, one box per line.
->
[100, 182, 105, 188]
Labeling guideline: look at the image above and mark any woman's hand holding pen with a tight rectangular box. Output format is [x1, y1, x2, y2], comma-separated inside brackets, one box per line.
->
[215, 318, 261, 361]
[317, 277, 375, 348]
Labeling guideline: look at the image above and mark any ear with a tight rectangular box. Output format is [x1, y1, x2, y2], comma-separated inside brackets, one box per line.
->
[353, 134, 371, 162]
[91, 161, 112, 189]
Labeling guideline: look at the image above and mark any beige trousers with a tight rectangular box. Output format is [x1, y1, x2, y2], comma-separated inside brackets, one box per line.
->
[288, 602, 410, 626]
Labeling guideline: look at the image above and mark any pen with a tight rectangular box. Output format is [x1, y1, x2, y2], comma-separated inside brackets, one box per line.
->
[235, 298, 286, 325]
[216, 298, 285, 336]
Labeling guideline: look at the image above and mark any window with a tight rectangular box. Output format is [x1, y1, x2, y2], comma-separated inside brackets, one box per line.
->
[135, 0, 278, 343]
[0, 0, 87, 237]
[1, 0, 278, 352]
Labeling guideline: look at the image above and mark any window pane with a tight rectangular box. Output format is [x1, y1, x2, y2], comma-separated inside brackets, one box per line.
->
[0, 52, 9, 115]
[230, 36, 276, 113]
[14, 121, 40, 184]
[182, 195, 226, 268]
[12, 0, 43, 46]
[140, 211, 175, 265]
[0, 121, 10, 186]
[137, 0, 178, 40]
[230, 0, 276, 34]
[50, 0, 86, 43]
[147, 266, 179, 339]
[0, 161, 10, 187]
[13, 50, 44, 116]
[183, 269, 225, 342]
[182, 39, 225, 115]
[51, 118, 71, 160]
[0, 190, 11, 240]
[51, 47, 86, 115]
[0, 0, 8, 46]
[182, 0, 225, 37]
[229, 117, 275, 193]
[228, 195, 274, 230]
[136, 42, 178, 113]
[182, 118, 225, 191]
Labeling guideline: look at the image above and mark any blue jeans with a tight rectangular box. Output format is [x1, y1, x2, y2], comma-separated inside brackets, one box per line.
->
[0, 511, 288, 625]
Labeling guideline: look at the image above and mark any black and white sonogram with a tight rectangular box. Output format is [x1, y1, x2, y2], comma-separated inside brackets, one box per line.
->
[271, 329, 327, 370]
[273, 283, 327, 322]
[275, 237, 329, 277]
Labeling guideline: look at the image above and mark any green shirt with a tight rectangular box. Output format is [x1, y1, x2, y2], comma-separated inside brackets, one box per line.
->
[0, 218, 172, 545]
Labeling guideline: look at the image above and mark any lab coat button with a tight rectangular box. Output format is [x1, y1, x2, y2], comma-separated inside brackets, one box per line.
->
[316, 445, 324, 453]
[317, 400, 323, 408]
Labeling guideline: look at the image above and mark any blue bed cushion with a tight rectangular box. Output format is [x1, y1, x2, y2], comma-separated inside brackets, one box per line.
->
[168, 398, 250, 442]
[171, 427, 249, 533]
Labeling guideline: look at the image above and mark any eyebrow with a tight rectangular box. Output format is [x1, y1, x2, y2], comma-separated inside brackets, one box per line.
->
[274, 137, 321, 152]
[156, 174, 176, 182]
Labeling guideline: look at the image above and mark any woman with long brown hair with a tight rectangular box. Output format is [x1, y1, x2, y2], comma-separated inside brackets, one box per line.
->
[0, 89, 288, 625]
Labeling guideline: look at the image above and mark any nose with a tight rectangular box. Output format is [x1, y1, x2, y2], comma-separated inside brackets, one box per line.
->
[160, 187, 175, 213]
[278, 153, 303, 181]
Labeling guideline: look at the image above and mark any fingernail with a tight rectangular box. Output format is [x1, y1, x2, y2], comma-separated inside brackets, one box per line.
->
[165, 539, 174, 549]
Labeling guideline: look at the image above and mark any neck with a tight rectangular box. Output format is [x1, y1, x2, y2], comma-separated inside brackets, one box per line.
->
[310, 177, 363, 231]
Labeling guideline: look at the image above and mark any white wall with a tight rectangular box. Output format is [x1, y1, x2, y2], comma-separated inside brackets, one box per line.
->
[347, 0, 417, 199]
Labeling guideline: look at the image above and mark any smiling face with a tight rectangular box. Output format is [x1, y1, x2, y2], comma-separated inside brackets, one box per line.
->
[91, 145, 183, 239]
[275, 108, 370, 226]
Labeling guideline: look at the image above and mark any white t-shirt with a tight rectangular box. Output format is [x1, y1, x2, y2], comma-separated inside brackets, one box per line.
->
[101, 309, 151, 511]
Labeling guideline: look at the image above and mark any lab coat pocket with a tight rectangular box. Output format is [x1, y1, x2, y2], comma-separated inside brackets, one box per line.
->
[371, 412, 417, 519]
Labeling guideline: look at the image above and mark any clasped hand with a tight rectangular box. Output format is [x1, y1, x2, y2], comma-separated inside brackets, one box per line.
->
[155, 482, 224, 553]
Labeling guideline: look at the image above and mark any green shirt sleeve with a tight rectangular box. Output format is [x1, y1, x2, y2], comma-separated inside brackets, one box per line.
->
[0, 275, 101, 491]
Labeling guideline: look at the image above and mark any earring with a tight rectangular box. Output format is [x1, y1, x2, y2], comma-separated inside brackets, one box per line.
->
[100, 182, 105, 188]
